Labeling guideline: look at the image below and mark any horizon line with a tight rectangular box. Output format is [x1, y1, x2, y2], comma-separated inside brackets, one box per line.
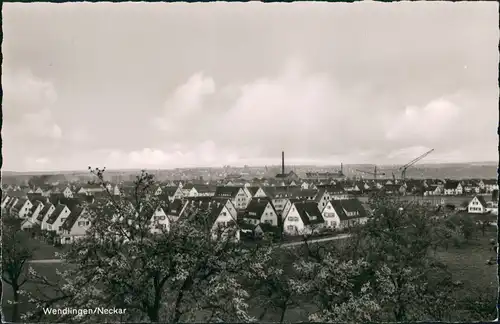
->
[2, 160, 498, 174]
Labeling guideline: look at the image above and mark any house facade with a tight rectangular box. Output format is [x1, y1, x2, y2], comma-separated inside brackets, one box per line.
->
[60, 208, 90, 244]
[282, 201, 324, 236]
[45, 204, 72, 234]
[243, 198, 279, 226]
[468, 195, 488, 214]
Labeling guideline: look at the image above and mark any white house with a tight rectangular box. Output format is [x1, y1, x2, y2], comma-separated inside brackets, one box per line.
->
[34, 187, 44, 195]
[208, 202, 240, 242]
[424, 185, 442, 196]
[1, 196, 13, 209]
[468, 195, 489, 214]
[313, 189, 331, 211]
[38, 203, 56, 229]
[159, 186, 184, 202]
[214, 186, 250, 210]
[243, 198, 279, 226]
[21, 201, 45, 229]
[193, 184, 217, 197]
[321, 201, 342, 229]
[77, 183, 105, 195]
[11, 198, 33, 219]
[181, 184, 198, 197]
[154, 186, 164, 196]
[321, 199, 368, 229]
[113, 185, 121, 196]
[282, 201, 325, 236]
[45, 204, 72, 234]
[165, 199, 190, 222]
[60, 208, 90, 244]
[150, 205, 170, 234]
[443, 181, 462, 196]
[62, 187, 74, 198]
[323, 184, 349, 201]
[483, 180, 499, 193]
[247, 187, 268, 199]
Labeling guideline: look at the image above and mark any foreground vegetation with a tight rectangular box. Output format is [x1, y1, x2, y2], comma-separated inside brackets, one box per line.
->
[2, 168, 498, 323]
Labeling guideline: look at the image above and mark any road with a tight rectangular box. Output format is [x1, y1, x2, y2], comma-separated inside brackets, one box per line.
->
[27, 234, 353, 264]
[280, 233, 352, 248]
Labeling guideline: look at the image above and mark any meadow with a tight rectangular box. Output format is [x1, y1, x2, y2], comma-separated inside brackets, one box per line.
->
[2, 227, 497, 322]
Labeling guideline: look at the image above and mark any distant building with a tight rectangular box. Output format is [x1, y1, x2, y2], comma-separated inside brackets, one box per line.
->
[468, 195, 488, 214]
[275, 151, 300, 180]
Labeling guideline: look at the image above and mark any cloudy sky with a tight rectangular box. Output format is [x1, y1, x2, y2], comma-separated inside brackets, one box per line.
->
[3, 2, 498, 171]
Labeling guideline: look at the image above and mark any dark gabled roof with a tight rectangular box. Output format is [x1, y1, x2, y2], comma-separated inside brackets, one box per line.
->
[12, 198, 29, 211]
[186, 196, 213, 205]
[339, 199, 368, 217]
[27, 193, 45, 202]
[246, 186, 261, 196]
[183, 183, 195, 190]
[57, 197, 83, 213]
[328, 199, 367, 221]
[37, 203, 54, 221]
[483, 179, 498, 185]
[61, 207, 85, 231]
[6, 198, 18, 209]
[475, 195, 488, 208]
[30, 201, 43, 213]
[166, 199, 187, 217]
[291, 189, 318, 199]
[49, 193, 66, 205]
[293, 201, 324, 225]
[244, 198, 271, 220]
[162, 186, 179, 195]
[7, 190, 28, 198]
[214, 186, 241, 198]
[47, 204, 68, 224]
[444, 181, 460, 190]
[193, 184, 216, 193]
[320, 184, 346, 194]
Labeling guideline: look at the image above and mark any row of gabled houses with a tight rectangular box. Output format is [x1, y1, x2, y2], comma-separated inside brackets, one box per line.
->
[2, 177, 497, 204]
[2, 181, 371, 243]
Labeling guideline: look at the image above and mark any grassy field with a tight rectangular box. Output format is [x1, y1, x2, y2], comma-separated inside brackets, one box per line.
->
[434, 227, 497, 321]
[3, 229, 497, 322]
[31, 240, 71, 260]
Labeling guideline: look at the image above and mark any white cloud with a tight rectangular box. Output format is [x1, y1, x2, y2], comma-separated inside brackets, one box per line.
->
[34, 157, 50, 164]
[19, 109, 63, 139]
[67, 128, 91, 143]
[152, 72, 216, 131]
[3, 69, 62, 140]
[148, 59, 497, 166]
[152, 59, 366, 158]
[387, 145, 433, 161]
[385, 98, 462, 143]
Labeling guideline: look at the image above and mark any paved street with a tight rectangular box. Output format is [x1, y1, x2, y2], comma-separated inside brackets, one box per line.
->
[27, 234, 353, 264]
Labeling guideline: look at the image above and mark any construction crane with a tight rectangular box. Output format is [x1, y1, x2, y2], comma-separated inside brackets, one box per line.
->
[355, 166, 386, 180]
[399, 149, 434, 180]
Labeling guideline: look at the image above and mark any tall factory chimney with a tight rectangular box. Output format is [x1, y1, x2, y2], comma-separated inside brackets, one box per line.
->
[282, 151, 285, 175]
